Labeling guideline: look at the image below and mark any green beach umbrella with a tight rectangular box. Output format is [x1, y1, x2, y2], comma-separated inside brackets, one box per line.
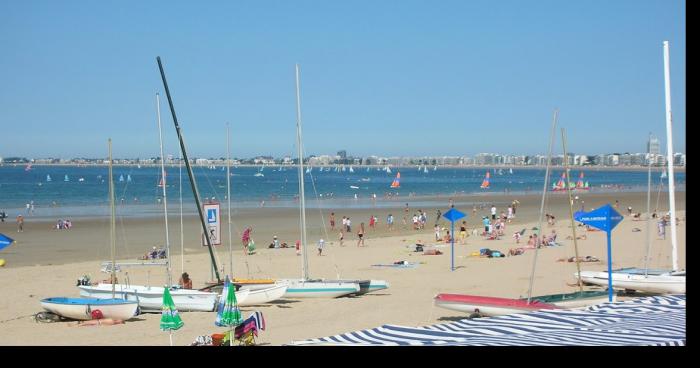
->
[160, 287, 184, 345]
[215, 275, 242, 346]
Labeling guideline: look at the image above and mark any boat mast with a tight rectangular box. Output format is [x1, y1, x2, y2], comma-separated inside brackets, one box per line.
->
[662, 41, 679, 271]
[295, 64, 309, 280]
[156, 93, 173, 288]
[526, 109, 558, 303]
[156, 56, 221, 283]
[226, 123, 233, 276]
[644, 133, 653, 276]
[179, 155, 184, 277]
[108, 139, 116, 299]
[560, 128, 583, 292]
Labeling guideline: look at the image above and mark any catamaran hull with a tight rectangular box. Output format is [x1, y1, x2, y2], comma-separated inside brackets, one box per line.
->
[41, 297, 139, 320]
[336, 279, 390, 295]
[238, 284, 289, 306]
[576, 271, 686, 294]
[78, 284, 230, 312]
[528, 291, 613, 308]
[434, 294, 558, 316]
[279, 279, 360, 298]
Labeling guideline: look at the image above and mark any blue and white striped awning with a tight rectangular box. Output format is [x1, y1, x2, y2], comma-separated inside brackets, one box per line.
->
[291, 295, 685, 346]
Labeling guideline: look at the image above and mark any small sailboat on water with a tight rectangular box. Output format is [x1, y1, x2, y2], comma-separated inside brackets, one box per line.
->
[479, 171, 490, 189]
[575, 172, 590, 191]
[64, 174, 69, 182]
[390, 172, 401, 188]
[46, 174, 52, 182]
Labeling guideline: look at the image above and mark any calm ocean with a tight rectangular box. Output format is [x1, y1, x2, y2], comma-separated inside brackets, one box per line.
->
[0, 165, 685, 220]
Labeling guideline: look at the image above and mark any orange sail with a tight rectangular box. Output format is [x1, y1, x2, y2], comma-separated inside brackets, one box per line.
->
[390, 172, 401, 188]
[480, 171, 490, 189]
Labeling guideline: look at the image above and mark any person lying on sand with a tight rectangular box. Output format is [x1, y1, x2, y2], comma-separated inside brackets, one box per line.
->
[566, 234, 587, 240]
[556, 255, 600, 263]
[70, 318, 125, 327]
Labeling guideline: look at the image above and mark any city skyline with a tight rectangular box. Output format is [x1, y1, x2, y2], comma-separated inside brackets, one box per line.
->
[1, 1, 686, 158]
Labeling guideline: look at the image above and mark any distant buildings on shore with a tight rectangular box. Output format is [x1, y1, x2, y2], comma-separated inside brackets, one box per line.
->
[0, 150, 686, 168]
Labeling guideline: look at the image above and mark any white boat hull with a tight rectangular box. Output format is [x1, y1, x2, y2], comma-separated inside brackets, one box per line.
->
[434, 299, 538, 316]
[41, 298, 138, 321]
[576, 271, 686, 294]
[279, 279, 360, 298]
[238, 284, 289, 306]
[78, 284, 233, 312]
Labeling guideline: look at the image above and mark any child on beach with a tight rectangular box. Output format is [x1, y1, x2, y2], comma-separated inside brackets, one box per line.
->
[317, 239, 325, 256]
[460, 221, 468, 244]
[178, 272, 193, 289]
[513, 231, 521, 243]
[387, 214, 394, 231]
[357, 223, 365, 247]
[339, 231, 344, 246]
[242, 227, 252, 254]
[330, 213, 336, 231]
[434, 224, 441, 241]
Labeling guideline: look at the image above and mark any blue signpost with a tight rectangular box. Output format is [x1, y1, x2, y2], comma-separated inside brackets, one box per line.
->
[442, 208, 466, 271]
[574, 204, 623, 302]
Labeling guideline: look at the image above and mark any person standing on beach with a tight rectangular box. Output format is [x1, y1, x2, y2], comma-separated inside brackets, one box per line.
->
[403, 203, 409, 228]
[317, 239, 325, 256]
[434, 224, 441, 241]
[16, 214, 24, 232]
[490, 205, 497, 220]
[338, 230, 344, 246]
[657, 219, 666, 239]
[341, 216, 347, 235]
[242, 227, 252, 254]
[357, 222, 365, 247]
[330, 212, 336, 231]
[435, 209, 442, 227]
[346, 217, 352, 233]
[507, 206, 513, 223]
[460, 221, 468, 244]
[387, 213, 394, 231]
[369, 215, 376, 230]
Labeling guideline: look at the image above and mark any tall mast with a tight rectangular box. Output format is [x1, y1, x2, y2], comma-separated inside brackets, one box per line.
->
[179, 155, 184, 276]
[156, 93, 173, 288]
[226, 123, 233, 276]
[560, 128, 583, 292]
[156, 56, 221, 283]
[527, 109, 558, 303]
[295, 64, 309, 280]
[662, 41, 678, 271]
[108, 139, 116, 299]
[644, 133, 653, 275]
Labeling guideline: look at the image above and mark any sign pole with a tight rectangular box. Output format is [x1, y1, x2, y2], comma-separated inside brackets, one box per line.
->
[451, 220, 455, 271]
[606, 231, 613, 302]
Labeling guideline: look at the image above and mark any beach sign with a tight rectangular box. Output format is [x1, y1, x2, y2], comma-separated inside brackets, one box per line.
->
[202, 202, 221, 246]
[0, 233, 15, 252]
[574, 204, 623, 302]
[443, 208, 466, 271]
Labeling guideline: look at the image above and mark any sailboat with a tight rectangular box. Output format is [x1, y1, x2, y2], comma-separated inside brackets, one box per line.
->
[479, 171, 490, 189]
[551, 172, 566, 191]
[46, 174, 52, 182]
[127, 174, 132, 183]
[577, 46, 685, 294]
[276, 65, 361, 298]
[64, 174, 69, 182]
[79, 93, 226, 312]
[119, 174, 124, 182]
[423, 166, 428, 174]
[435, 111, 608, 316]
[349, 166, 354, 173]
[24, 164, 32, 172]
[575, 172, 589, 191]
[43, 139, 139, 321]
[390, 172, 401, 188]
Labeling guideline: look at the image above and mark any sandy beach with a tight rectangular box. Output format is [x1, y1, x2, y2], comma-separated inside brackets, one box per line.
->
[0, 191, 685, 345]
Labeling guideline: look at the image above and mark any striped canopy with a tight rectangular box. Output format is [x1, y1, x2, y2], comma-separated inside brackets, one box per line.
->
[291, 295, 685, 346]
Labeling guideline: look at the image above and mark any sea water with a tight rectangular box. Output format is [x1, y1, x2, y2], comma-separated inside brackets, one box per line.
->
[0, 165, 685, 220]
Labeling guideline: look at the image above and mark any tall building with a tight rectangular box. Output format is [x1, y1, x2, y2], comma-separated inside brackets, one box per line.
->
[647, 136, 660, 155]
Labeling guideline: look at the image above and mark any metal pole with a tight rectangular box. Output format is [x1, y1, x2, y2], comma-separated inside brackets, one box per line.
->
[606, 231, 613, 302]
[156, 57, 221, 283]
[644, 133, 653, 276]
[156, 93, 173, 288]
[295, 64, 309, 280]
[451, 220, 455, 271]
[108, 139, 116, 299]
[662, 41, 679, 271]
[226, 123, 233, 277]
[560, 128, 583, 292]
[527, 109, 558, 303]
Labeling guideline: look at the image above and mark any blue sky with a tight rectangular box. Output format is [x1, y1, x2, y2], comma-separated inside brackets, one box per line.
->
[0, 0, 685, 159]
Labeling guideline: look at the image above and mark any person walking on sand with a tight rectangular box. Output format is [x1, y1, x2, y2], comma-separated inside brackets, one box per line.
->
[460, 221, 468, 244]
[434, 224, 441, 241]
[317, 238, 325, 256]
[387, 213, 394, 231]
[369, 215, 376, 230]
[490, 205, 497, 220]
[16, 214, 24, 232]
[357, 222, 365, 247]
[330, 212, 336, 231]
[338, 230, 344, 247]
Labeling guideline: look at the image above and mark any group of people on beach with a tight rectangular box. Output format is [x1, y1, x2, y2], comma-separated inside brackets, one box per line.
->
[55, 219, 73, 230]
